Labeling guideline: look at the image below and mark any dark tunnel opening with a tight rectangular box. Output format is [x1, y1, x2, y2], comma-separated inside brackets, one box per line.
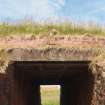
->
[7, 61, 95, 105]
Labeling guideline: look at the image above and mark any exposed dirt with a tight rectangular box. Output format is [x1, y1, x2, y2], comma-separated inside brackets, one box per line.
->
[0, 35, 105, 48]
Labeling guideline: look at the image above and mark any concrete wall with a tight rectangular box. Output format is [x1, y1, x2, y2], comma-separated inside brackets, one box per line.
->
[0, 61, 105, 105]
[5, 64, 41, 105]
[60, 68, 94, 105]
[0, 73, 10, 105]
[0, 74, 7, 105]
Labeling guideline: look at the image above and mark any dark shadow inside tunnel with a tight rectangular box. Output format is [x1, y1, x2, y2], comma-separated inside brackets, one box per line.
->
[7, 61, 95, 105]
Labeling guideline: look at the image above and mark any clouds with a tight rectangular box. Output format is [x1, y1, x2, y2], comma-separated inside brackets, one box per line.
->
[1, 0, 105, 24]
[47, 0, 66, 13]
[57, 0, 66, 6]
[0, 0, 66, 21]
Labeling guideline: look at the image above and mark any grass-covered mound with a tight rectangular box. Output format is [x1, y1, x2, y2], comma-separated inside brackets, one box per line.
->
[0, 22, 105, 36]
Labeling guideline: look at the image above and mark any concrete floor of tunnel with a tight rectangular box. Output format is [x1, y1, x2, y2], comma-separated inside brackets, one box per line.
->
[8, 61, 95, 105]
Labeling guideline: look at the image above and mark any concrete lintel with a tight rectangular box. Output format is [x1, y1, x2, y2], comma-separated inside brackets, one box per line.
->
[4, 48, 100, 61]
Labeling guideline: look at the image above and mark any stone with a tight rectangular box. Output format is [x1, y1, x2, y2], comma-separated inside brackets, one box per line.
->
[102, 71, 105, 78]
[96, 80, 101, 84]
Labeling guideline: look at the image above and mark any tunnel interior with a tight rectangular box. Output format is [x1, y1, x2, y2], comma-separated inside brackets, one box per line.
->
[9, 61, 95, 105]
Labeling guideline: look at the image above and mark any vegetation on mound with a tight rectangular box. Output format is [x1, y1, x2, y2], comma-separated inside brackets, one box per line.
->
[0, 50, 9, 73]
[90, 50, 105, 74]
[0, 22, 105, 36]
[41, 86, 60, 105]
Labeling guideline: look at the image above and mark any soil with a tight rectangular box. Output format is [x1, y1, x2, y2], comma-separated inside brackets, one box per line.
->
[0, 35, 105, 48]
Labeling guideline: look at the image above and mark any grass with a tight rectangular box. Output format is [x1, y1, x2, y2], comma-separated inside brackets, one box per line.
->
[0, 22, 105, 37]
[41, 85, 60, 105]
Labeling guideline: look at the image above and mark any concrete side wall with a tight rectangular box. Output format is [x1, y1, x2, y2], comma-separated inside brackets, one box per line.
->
[0, 73, 7, 105]
[0, 62, 105, 105]
[6, 64, 41, 105]
[6, 48, 100, 61]
[60, 69, 94, 105]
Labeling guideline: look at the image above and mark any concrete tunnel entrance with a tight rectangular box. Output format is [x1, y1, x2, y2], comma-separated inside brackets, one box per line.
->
[8, 61, 95, 105]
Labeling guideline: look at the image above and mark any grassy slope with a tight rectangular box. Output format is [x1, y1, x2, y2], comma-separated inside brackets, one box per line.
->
[0, 22, 105, 36]
[41, 86, 60, 105]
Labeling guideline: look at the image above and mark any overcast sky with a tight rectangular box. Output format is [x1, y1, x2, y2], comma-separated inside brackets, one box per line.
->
[0, 0, 105, 23]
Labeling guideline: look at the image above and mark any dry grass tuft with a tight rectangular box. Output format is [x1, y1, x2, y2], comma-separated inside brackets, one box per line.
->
[0, 50, 9, 73]
[89, 50, 105, 74]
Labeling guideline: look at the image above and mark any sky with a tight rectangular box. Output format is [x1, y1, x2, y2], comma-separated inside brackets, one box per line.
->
[0, 0, 105, 24]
